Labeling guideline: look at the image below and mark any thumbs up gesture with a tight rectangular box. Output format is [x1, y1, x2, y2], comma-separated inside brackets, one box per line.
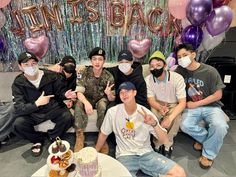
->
[35, 91, 54, 107]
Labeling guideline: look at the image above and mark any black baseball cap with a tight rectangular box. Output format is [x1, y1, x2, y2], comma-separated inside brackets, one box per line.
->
[118, 82, 136, 93]
[18, 52, 38, 64]
[118, 50, 133, 61]
[88, 47, 105, 59]
[60, 56, 76, 66]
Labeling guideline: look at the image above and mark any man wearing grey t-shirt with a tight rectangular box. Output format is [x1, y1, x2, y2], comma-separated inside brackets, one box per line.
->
[175, 44, 229, 169]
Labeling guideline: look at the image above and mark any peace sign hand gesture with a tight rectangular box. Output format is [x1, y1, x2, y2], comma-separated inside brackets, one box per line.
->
[138, 107, 158, 127]
[104, 81, 114, 95]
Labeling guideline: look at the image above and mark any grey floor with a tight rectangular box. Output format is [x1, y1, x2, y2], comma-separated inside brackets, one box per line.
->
[1, 120, 236, 177]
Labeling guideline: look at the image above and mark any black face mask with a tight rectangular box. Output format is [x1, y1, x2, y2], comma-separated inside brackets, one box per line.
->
[150, 67, 164, 78]
[63, 64, 76, 74]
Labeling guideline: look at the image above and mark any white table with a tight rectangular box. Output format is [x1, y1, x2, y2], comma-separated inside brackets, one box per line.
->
[31, 153, 132, 177]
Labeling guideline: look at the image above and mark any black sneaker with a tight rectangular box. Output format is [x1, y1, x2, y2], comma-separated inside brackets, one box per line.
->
[162, 146, 173, 158]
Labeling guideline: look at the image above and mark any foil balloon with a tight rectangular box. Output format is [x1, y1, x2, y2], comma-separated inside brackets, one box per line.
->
[166, 56, 176, 69]
[128, 38, 152, 58]
[109, 1, 125, 28]
[10, 9, 25, 36]
[23, 35, 49, 60]
[147, 7, 163, 34]
[0, 0, 11, 8]
[128, 2, 145, 27]
[85, 0, 100, 22]
[67, 0, 83, 24]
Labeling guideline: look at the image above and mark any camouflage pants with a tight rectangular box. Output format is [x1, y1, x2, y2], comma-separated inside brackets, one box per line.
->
[74, 98, 108, 130]
[151, 103, 181, 147]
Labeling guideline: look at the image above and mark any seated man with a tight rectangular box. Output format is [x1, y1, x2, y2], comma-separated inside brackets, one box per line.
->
[175, 43, 229, 169]
[12, 52, 76, 157]
[145, 50, 186, 158]
[95, 82, 186, 177]
[74, 47, 115, 153]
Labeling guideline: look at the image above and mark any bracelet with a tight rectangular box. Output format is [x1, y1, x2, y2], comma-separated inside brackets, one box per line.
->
[151, 120, 158, 128]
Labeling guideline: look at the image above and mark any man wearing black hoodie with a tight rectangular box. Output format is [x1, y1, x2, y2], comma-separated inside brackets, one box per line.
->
[107, 49, 150, 109]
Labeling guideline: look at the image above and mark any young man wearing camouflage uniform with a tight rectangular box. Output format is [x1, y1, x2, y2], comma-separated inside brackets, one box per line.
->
[74, 47, 115, 153]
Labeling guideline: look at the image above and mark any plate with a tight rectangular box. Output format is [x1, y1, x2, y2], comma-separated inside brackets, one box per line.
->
[48, 140, 70, 156]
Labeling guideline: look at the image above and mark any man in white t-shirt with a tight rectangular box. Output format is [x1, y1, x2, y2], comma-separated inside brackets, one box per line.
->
[95, 82, 186, 177]
[145, 51, 186, 158]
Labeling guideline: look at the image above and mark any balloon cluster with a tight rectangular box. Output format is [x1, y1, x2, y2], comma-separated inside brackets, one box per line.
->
[168, 0, 233, 51]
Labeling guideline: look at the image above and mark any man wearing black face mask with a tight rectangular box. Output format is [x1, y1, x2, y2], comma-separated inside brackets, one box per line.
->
[145, 51, 186, 158]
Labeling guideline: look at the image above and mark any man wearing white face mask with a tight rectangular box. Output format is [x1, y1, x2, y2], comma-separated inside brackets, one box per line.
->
[107, 49, 150, 109]
[145, 50, 186, 158]
[12, 52, 76, 157]
[175, 44, 229, 169]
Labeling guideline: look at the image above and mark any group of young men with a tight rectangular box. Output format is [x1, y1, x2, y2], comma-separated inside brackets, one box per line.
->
[11, 43, 229, 176]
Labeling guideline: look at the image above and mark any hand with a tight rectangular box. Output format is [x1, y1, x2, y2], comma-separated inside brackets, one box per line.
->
[159, 104, 169, 116]
[35, 91, 54, 107]
[161, 117, 172, 129]
[138, 107, 157, 126]
[84, 102, 94, 115]
[48, 63, 62, 73]
[65, 100, 73, 109]
[187, 101, 199, 109]
[104, 81, 114, 96]
[65, 89, 77, 99]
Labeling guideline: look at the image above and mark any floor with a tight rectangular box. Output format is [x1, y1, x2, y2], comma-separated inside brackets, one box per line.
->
[1, 120, 236, 177]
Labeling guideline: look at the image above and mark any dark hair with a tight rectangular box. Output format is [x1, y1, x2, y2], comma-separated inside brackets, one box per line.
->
[175, 44, 196, 55]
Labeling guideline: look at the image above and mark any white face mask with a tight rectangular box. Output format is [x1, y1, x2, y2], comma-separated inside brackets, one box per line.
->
[178, 56, 191, 68]
[23, 65, 39, 76]
[118, 63, 132, 74]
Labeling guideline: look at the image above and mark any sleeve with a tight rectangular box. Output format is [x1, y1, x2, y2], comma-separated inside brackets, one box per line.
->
[145, 75, 155, 98]
[100, 109, 113, 136]
[75, 69, 86, 93]
[210, 67, 226, 92]
[136, 77, 150, 109]
[175, 73, 186, 99]
[12, 83, 39, 116]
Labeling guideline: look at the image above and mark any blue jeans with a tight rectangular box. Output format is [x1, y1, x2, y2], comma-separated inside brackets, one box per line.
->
[180, 106, 228, 160]
[117, 151, 175, 177]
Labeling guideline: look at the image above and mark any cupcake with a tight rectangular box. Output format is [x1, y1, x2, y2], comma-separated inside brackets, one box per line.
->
[52, 144, 59, 153]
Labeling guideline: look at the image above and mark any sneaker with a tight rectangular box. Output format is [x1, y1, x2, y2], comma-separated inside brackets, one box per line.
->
[199, 156, 213, 169]
[193, 141, 202, 151]
[154, 145, 164, 154]
[162, 146, 173, 158]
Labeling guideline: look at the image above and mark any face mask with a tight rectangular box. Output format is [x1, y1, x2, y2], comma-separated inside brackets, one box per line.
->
[64, 64, 76, 73]
[23, 65, 39, 76]
[118, 63, 132, 74]
[150, 67, 164, 78]
[178, 56, 191, 68]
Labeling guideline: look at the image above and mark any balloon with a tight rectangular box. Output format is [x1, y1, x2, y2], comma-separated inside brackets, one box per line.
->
[40, 3, 63, 31]
[181, 18, 191, 29]
[186, 0, 213, 26]
[169, 65, 178, 71]
[0, 10, 6, 29]
[0, 35, 6, 52]
[128, 2, 145, 27]
[85, 0, 100, 22]
[181, 25, 203, 49]
[10, 9, 25, 36]
[206, 5, 233, 36]
[168, 0, 189, 19]
[166, 14, 182, 36]
[147, 7, 162, 34]
[0, 0, 11, 8]
[174, 34, 182, 47]
[166, 56, 176, 69]
[23, 35, 49, 60]
[202, 27, 225, 51]
[109, 1, 124, 28]
[213, 0, 231, 8]
[22, 5, 44, 32]
[67, 0, 83, 24]
[128, 39, 152, 59]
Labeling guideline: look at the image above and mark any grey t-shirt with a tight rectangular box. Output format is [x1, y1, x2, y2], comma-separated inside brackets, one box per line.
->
[175, 63, 225, 107]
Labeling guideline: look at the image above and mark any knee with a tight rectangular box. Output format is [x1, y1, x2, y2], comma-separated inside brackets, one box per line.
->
[211, 120, 228, 135]
[13, 117, 25, 130]
[168, 164, 186, 177]
[180, 120, 190, 133]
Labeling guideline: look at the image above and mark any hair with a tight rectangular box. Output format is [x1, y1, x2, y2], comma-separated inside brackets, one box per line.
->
[175, 43, 196, 55]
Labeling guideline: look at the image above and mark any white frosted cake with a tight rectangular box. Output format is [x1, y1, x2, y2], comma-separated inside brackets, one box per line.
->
[74, 147, 101, 177]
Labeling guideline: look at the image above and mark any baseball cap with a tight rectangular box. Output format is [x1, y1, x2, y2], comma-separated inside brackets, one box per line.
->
[60, 56, 76, 66]
[118, 50, 133, 61]
[88, 47, 105, 59]
[118, 82, 136, 93]
[18, 52, 38, 64]
[149, 51, 166, 63]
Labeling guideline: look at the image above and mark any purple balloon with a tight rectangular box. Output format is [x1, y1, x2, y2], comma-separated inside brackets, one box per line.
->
[186, 0, 213, 26]
[206, 5, 233, 36]
[181, 25, 203, 49]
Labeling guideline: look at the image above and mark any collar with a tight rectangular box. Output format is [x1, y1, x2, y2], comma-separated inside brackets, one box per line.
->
[153, 70, 170, 83]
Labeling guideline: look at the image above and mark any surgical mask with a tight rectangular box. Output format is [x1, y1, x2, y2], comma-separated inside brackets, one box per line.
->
[118, 63, 132, 74]
[64, 64, 76, 73]
[150, 67, 164, 78]
[23, 65, 39, 76]
[178, 56, 191, 68]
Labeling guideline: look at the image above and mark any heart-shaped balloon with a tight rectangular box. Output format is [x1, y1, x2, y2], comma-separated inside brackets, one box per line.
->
[128, 39, 152, 59]
[23, 35, 49, 60]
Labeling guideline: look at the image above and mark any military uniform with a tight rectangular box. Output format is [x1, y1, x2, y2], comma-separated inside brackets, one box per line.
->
[74, 66, 115, 129]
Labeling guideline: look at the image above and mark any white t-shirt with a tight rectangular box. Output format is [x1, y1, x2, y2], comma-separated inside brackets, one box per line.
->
[28, 70, 44, 89]
[101, 103, 166, 158]
[145, 71, 186, 103]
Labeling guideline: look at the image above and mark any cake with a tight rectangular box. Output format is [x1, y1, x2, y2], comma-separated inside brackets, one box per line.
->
[74, 147, 101, 177]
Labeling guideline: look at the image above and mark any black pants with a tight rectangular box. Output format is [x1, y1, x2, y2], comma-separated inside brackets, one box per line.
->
[13, 107, 74, 144]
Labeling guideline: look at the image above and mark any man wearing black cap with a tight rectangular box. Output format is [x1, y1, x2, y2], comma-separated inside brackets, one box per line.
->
[74, 47, 115, 153]
[96, 81, 186, 177]
[107, 49, 150, 109]
[12, 52, 76, 157]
